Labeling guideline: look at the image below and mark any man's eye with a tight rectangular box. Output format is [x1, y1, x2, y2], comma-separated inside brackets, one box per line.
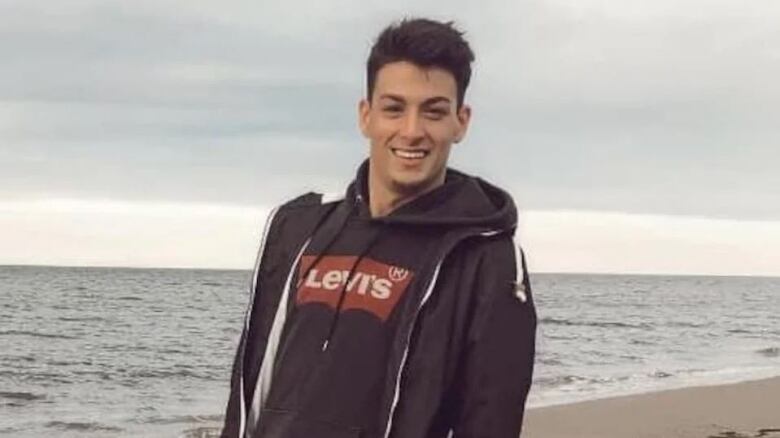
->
[425, 109, 447, 119]
[383, 106, 402, 113]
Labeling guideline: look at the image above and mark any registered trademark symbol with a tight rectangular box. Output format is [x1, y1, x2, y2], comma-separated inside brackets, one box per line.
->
[388, 266, 409, 282]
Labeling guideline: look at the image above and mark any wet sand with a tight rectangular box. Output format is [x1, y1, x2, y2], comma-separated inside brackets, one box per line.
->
[523, 376, 780, 438]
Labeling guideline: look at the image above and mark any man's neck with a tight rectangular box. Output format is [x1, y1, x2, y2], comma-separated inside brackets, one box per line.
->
[367, 172, 445, 218]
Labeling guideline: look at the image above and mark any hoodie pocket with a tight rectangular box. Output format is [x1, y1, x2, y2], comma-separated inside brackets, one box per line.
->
[257, 408, 362, 438]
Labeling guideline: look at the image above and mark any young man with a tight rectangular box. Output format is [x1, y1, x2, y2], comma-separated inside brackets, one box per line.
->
[221, 18, 536, 438]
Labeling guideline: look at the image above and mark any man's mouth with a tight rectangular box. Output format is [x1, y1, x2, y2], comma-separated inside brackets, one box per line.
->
[391, 148, 429, 160]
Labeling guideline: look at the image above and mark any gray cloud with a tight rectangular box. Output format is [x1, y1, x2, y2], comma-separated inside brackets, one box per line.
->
[1, 0, 778, 219]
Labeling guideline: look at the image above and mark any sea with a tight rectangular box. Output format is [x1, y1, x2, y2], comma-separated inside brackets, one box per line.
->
[1, 265, 778, 437]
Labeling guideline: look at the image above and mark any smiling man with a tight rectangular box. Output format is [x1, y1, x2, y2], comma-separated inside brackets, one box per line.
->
[221, 18, 537, 438]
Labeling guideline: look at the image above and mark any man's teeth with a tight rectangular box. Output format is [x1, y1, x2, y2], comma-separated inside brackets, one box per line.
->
[392, 149, 427, 159]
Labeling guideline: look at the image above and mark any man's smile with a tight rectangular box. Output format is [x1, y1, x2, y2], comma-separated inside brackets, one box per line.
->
[390, 148, 430, 160]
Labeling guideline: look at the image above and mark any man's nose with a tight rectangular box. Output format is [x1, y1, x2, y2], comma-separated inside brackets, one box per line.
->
[399, 111, 425, 142]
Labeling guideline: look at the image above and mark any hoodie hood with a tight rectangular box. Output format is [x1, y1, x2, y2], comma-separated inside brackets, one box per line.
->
[347, 159, 517, 232]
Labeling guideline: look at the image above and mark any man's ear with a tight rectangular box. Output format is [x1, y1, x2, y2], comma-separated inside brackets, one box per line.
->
[454, 104, 472, 144]
[358, 98, 371, 138]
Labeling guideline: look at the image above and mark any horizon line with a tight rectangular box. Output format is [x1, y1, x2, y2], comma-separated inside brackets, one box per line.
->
[2, 263, 778, 280]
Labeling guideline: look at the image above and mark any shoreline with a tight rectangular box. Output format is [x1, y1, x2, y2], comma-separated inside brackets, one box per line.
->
[523, 375, 780, 438]
[527, 368, 780, 409]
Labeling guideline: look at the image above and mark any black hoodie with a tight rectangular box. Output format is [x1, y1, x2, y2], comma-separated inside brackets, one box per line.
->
[221, 161, 537, 438]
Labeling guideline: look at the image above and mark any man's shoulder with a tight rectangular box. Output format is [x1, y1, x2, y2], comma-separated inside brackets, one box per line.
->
[461, 232, 517, 267]
[254, 192, 338, 262]
[438, 233, 517, 286]
[264, 191, 345, 238]
[275, 191, 344, 213]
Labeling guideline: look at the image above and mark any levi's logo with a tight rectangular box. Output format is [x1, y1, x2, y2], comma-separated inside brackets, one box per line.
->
[296, 255, 414, 322]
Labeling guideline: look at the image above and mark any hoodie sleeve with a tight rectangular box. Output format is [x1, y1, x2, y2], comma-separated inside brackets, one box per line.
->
[451, 242, 537, 438]
[220, 204, 287, 438]
[220, 327, 245, 438]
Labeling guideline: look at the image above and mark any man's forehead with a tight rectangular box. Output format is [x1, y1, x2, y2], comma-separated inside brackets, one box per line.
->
[373, 61, 457, 103]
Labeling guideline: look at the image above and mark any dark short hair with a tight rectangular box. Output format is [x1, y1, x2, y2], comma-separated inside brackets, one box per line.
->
[366, 18, 475, 109]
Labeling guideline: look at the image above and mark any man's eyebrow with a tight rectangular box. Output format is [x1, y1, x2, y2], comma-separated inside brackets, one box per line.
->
[421, 96, 452, 106]
[378, 94, 405, 103]
[378, 94, 452, 106]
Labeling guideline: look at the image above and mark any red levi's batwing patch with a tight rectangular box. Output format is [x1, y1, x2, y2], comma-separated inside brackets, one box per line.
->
[296, 255, 414, 322]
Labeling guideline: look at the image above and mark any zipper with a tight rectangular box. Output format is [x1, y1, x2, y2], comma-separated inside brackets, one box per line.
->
[382, 256, 444, 438]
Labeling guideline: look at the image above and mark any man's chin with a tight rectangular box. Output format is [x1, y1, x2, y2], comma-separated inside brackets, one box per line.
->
[390, 175, 438, 198]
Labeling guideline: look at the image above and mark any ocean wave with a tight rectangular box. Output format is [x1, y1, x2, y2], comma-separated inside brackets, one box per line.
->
[539, 317, 651, 330]
[72, 369, 114, 381]
[116, 296, 143, 301]
[619, 354, 644, 362]
[143, 414, 223, 425]
[0, 391, 45, 401]
[156, 347, 189, 355]
[667, 321, 708, 329]
[45, 421, 123, 432]
[57, 316, 107, 322]
[128, 369, 218, 380]
[15, 372, 74, 385]
[0, 330, 78, 340]
[534, 374, 631, 388]
[0, 354, 36, 363]
[535, 375, 586, 387]
[103, 343, 151, 353]
[727, 328, 753, 334]
[628, 339, 655, 346]
[46, 359, 83, 367]
[545, 333, 578, 341]
[179, 426, 222, 438]
[756, 347, 780, 358]
[534, 369, 680, 389]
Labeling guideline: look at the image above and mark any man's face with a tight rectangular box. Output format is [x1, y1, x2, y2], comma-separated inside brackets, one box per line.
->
[359, 61, 471, 197]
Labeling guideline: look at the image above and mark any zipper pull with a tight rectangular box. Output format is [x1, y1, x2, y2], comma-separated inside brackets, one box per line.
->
[514, 281, 528, 303]
[321, 339, 329, 351]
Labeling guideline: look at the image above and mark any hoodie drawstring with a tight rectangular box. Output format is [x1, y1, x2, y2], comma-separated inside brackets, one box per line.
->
[321, 227, 384, 351]
[291, 194, 386, 352]
[294, 197, 358, 298]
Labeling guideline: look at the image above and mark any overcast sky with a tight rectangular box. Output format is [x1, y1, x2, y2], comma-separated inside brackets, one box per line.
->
[2, 0, 779, 274]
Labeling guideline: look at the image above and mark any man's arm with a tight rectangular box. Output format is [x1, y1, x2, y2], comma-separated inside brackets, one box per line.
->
[220, 328, 245, 438]
[451, 245, 537, 438]
[220, 205, 286, 438]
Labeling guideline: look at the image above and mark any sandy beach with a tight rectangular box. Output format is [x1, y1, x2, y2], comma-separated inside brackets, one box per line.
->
[523, 376, 780, 438]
